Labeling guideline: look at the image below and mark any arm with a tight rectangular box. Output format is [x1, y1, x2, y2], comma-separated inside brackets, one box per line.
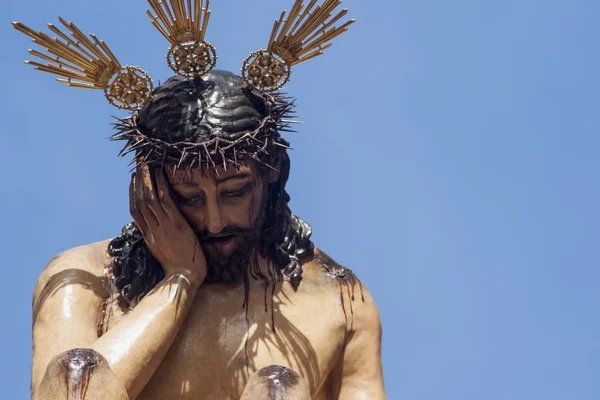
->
[32, 165, 207, 399]
[327, 285, 386, 399]
[32, 253, 200, 400]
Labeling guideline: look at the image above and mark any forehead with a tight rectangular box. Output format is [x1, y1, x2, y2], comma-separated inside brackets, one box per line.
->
[167, 161, 258, 186]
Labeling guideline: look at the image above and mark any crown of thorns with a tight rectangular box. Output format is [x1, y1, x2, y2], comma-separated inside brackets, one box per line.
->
[13, 0, 354, 172]
[112, 90, 298, 175]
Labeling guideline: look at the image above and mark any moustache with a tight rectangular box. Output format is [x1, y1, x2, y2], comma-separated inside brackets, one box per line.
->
[196, 225, 260, 243]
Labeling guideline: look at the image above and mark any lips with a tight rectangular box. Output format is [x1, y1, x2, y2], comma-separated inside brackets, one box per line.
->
[202, 234, 236, 245]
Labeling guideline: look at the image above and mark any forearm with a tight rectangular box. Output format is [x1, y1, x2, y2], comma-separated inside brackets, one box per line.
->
[90, 272, 200, 399]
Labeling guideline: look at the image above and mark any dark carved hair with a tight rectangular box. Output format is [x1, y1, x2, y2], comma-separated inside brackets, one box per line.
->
[108, 71, 314, 307]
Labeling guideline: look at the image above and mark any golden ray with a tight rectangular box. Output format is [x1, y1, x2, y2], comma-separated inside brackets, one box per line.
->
[242, 0, 355, 92]
[13, 19, 153, 110]
[268, 0, 355, 66]
[146, 0, 217, 77]
[13, 19, 120, 89]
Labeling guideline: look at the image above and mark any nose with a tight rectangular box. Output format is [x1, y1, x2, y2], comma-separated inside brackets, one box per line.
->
[205, 197, 227, 235]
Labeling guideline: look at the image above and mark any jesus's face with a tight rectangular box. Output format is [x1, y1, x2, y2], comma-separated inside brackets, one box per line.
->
[167, 160, 277, 282]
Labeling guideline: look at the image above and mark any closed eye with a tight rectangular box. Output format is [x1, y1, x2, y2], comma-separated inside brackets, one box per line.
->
[175, 192, 202, 206]
[222, 184, 250, 198]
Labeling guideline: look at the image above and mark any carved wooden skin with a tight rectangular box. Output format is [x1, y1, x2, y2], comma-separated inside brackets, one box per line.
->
[37, 351, 307, 400]
[31, 241, 385, 399]
[37, 352, 307, 400]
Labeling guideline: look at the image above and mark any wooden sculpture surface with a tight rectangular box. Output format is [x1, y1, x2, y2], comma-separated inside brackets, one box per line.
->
[31, 72, 385, 400]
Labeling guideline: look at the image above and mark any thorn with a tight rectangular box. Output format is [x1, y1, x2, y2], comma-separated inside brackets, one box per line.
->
[177, 149, 187, 170]
[160, 149, 167, 170]
[204, 145, 216, 171]
[182, 161, 194, 184]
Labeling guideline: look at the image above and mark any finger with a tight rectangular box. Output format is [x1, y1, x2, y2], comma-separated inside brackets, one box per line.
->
[129, 173, 148, 234]
[155, 167, 178, 216]
[141, 163, 165, 220]
[155, 168, 192, 236]
[135, 163, 158, 226]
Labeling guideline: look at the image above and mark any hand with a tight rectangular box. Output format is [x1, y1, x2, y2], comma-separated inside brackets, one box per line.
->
[130, 164, 207, 287]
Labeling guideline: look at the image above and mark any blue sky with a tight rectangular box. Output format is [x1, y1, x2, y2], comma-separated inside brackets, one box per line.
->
[1, 0, 599, 398]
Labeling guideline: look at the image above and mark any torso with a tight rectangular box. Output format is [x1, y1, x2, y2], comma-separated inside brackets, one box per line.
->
[99, 246, 362, 399]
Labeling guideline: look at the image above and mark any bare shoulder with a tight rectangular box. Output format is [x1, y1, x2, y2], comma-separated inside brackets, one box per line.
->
[303, 248, 361, 282]
[33, 239, 114, 306]
[302, 247, 381, 330]
[301, 247, 369, 297]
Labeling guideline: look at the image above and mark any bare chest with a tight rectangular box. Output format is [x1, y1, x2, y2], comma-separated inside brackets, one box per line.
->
[135, 281, 349, 399]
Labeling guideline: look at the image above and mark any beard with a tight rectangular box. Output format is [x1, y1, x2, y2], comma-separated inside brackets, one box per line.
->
[197, 211, 266, 284]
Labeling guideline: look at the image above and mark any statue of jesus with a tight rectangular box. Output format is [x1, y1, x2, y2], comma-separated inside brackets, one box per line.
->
[17, 1, 386, 399]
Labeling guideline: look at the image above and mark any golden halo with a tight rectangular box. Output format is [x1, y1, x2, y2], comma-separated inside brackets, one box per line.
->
[105, 66, 154, 110]
[167, 41, 217, 78]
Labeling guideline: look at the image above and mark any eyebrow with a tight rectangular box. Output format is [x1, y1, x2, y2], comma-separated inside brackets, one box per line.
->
[173, 172, 252, 187]
[216, 172, 252, 184]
